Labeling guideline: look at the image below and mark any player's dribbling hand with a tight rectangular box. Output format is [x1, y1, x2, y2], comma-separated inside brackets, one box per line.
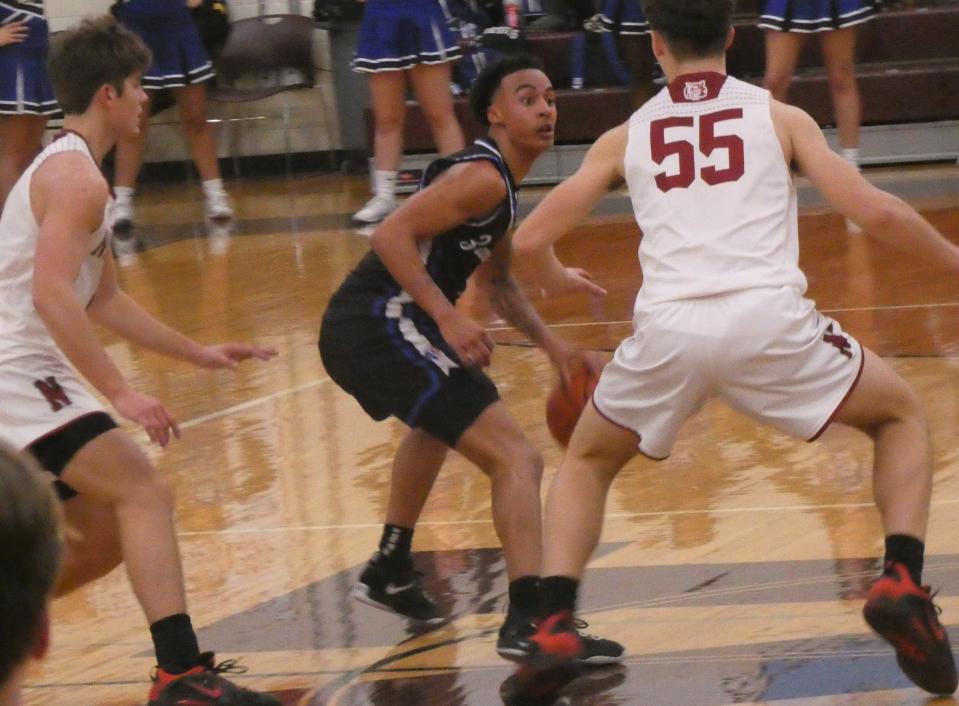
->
[540, 267, 607, 299]
[194, 343, 278, 370]
[112, 388, 181, 447]
[438, 310, 494, 368]
[551, 346, 605, 392]
[0, 21, 29, 47]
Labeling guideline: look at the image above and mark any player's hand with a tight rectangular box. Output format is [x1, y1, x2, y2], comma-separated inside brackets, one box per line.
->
[194, 342, 278, 370]
[0, 21, 29, 47]
[438, 309, 494, 368]
[550, 345, 604, 391]
[112, 388, 181, 447]
[540, 266, 607, 298]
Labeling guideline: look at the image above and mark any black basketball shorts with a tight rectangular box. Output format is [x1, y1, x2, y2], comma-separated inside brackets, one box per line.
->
[319, 311, 499, 448]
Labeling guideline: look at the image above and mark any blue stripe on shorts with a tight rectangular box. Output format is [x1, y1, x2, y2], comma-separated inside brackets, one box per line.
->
[759, 0, 881, 32]
[352, 0, 462, 73]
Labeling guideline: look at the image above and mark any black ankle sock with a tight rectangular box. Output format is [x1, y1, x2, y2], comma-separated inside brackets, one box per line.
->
[150, 613, 201, 674]
[884, 534, 925, 585]
[508, 576, 540, 617]
[540, 576, 579, 617]
[377, 524, 414, 565]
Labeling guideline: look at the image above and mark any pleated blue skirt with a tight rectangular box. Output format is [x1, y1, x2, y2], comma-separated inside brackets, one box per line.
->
[760, 0, 881, 32]
[353, 0, 462, 73]
[0, 13, 57, 116]
[117, 4, 214, 89]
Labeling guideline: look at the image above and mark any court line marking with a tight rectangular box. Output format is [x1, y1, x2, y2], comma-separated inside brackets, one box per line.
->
[486, 300, 959, 333]
[177, 379, 328, 431]
[177, 497, 959, 536]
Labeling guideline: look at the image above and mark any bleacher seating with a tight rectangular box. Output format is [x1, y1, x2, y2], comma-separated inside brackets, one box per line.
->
[384, 0, 959, 154]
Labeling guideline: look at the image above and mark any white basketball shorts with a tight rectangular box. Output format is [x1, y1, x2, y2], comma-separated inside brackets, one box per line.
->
[0, 355, 107, 449]
[593, 286, 864, 460]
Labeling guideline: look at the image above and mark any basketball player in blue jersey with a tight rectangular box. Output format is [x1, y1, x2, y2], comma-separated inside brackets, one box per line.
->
[512, 0, 958, 694]
[320, 53, 619, 663]
[0, 17, 278, 706]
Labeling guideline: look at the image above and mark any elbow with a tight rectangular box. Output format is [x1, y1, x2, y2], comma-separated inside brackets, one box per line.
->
[31, 286, 55, 321]
[858, 195, 903, 234]
[370, 227, 403, 259]
[511, 234, 539, 259]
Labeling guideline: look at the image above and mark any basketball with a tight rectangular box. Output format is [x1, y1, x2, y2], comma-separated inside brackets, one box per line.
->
[546, 364, 599, 446]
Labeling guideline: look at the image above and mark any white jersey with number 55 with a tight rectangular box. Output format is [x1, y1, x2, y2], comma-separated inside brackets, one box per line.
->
[626, 72, 807, 309]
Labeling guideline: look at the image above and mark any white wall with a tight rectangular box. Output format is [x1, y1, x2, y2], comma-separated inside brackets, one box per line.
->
[43, 0, 346, 163]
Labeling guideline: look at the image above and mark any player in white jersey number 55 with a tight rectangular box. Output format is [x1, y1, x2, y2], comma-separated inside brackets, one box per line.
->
[511, 0, 959, 696]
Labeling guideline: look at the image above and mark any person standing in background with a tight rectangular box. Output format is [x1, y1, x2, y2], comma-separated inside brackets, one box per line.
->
[350, 0, 466, 225]
[0, 0, 58, 207]
[111, 0, 233, 253]
[761, 0, 879, 231]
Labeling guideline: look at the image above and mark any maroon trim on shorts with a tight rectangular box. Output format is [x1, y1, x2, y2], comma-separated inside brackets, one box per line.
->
[807, 342, 866, 442]
[589, 391, 669, 462]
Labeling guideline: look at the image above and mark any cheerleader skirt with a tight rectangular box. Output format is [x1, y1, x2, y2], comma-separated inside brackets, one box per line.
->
[117, 3, 214, 89]
[353, 0, 462, 73]
[760, 0, 881, 32]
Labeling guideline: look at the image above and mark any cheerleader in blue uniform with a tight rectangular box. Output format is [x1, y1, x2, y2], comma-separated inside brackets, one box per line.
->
[761, 0, 881, 226]
[0, 0, 57, 205]
[597, 0, 648, 35]
[112, 0, 232, 241]
[350, 0, 466, 225]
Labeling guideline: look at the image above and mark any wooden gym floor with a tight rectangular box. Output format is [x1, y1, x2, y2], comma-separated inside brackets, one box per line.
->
[23, 163, 959, 706]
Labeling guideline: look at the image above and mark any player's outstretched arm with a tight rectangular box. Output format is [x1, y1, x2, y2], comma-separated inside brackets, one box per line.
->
[87, 264, 277, 370]
[781, 102, 959, 273]
[371, 160, 506, 367]
[512, 123, 627, 295]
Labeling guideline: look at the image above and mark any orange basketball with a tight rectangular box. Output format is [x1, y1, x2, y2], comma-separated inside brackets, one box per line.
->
[546, 364, 599, 446]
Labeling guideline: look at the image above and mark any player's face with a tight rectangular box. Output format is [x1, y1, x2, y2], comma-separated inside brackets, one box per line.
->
[493, 69, 556, 152]
[113, 74, 147, 138]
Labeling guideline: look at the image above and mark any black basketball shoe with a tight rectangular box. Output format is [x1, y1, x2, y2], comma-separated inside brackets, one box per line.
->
[351, 553, 443, 625]
[501, 609, 624, 667]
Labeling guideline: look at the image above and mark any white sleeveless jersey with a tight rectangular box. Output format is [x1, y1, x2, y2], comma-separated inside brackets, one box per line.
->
[625, 72, 807, 309]
[0, 131, 111, 367]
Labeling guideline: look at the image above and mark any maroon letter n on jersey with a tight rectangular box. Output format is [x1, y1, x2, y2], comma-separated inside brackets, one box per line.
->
[34, 376, 72, 412]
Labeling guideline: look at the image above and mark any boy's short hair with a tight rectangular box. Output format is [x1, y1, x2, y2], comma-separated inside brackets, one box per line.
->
[0, 444, 61, 687]
[47, 15, 152, 115]
[470, 52, 547, 126]
[641, 0, 735, 59]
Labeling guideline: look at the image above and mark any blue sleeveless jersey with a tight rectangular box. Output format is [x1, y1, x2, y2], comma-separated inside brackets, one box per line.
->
[328, 138, 518, 319]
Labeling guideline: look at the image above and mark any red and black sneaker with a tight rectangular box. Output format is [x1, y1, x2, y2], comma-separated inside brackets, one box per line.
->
[863, 561, 958, 695]
[521, 612, 625, 669]
[148, 652, 281, 706]
[523, 611, 584, 669]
